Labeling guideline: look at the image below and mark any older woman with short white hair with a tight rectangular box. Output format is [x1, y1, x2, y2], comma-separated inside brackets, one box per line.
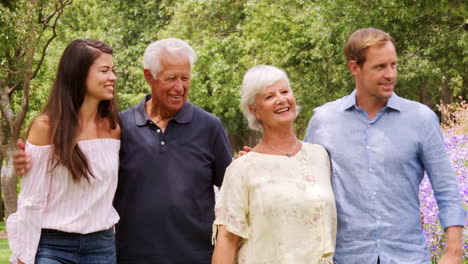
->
[212, 65, 337, 264]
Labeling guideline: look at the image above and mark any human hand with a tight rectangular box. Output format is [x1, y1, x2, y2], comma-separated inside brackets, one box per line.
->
[13, 139, 31, 175]
[18, 259, 25, 264]
[234, 146, 252, 159]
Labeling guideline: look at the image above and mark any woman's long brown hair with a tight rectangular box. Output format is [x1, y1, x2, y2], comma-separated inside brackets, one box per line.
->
[40, 39, 120, 182]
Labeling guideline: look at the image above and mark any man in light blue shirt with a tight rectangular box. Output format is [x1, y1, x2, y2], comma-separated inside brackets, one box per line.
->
[305, 28, 465, 264]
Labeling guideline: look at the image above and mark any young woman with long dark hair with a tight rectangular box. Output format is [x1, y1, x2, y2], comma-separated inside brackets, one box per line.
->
[7, 39, 121, 264]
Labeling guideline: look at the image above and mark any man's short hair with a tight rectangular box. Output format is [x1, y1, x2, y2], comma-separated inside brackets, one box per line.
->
[143, 38, 196, 79]
[344, 28, 395, 66]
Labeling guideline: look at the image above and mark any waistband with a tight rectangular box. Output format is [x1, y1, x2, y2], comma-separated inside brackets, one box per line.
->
[41, 227, 114, 236]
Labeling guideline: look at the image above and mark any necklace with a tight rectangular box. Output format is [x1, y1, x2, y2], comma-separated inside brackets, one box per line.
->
[260, 139, 299, 157]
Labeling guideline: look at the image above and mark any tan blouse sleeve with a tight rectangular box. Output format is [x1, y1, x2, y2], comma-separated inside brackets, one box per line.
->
[212, 159, 249, 244]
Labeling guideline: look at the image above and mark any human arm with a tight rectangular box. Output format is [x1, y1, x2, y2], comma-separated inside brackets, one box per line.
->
[7, 117, 52, 264]
[212, 160, 249, 262]
[212, 122, 233, 187]
[13, 139, 30, 175]
[438, 226, 463, 264]
[419, 112, 465, 263]
[13, 116, 50, 175]
[212, 225, 241, 264]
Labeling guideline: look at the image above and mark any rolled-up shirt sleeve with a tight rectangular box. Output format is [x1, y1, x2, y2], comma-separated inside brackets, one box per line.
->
[420, 113, 466, 229]
[6, 143, 52, 264]
[212, 160, 249, 244]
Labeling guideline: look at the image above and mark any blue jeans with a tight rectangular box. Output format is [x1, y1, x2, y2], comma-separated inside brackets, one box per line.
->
[35, 227, 116, 264]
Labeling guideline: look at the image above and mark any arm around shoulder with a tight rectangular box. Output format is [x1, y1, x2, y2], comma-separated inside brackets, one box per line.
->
[212, 122, 233, 187]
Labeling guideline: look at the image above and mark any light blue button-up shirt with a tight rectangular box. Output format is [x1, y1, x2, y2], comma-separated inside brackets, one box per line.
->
[305, 90, 465, 264]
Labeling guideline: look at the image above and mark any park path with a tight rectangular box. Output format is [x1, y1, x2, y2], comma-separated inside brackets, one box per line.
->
[0, 232, 7, 239]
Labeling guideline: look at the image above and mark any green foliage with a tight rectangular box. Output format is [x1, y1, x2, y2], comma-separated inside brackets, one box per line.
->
[20, 0, 177, 132]
[159, 0, 353, 140]
[159, 0, 466, 144]
[3, 0, 466, 146]
[0, 0, 72, 142]
[0, 1, 467, 262]
[0, 238, 11, 263]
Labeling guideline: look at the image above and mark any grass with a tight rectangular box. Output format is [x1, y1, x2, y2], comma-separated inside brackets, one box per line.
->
[0, 238, 10, 263]
[0, 222, 10, 263]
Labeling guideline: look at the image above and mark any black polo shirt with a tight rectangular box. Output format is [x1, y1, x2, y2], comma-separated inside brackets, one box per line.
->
[114, 95, 232, 263]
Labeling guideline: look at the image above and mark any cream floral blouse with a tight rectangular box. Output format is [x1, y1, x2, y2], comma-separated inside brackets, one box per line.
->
[213, 142, 337, 264]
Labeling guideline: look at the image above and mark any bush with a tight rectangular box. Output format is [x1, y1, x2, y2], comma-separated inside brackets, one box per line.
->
[419, 99, 467, 261]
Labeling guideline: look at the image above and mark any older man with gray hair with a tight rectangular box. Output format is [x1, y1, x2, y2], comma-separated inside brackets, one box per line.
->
[114, 38, 232, 263]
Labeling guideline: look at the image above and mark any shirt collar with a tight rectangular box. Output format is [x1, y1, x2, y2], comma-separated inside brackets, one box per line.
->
[342, 89, 401, 112]
[342, 90, 358, 110]
[135, 94, 194, 126]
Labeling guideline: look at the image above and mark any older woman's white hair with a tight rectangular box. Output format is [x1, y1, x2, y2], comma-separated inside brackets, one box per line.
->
[143, 38, 196, 79]
[240, 65, 293, 132]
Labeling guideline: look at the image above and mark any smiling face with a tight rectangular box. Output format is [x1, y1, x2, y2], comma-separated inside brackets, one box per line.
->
[85, 52, 116, 102]
[145, 53, 191, 117]
[249, 80, 296, 130]
[350, 41, 397, 105]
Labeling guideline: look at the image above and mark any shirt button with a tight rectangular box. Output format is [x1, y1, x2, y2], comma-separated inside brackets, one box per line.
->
[157, 129, 161, 133]
[373, 192, 376, 195]
[161, 141, 165, 145]
[366, 145, 370, 149]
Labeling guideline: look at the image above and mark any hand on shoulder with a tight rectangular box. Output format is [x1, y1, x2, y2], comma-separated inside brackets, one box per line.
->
[234, 146, 252, 159]
[27, 115, 51, 145]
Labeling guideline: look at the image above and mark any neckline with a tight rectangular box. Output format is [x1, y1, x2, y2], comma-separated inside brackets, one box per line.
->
[250, 141, 304, 159]
[26, 138, 120, 147]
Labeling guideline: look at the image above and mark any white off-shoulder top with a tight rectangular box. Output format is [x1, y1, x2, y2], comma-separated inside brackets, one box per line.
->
[6, 138, 120, 264]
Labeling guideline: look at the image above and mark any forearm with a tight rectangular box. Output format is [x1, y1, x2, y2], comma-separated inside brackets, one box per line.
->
[212, 225, 241, 264]
[444, 226, 463, 255]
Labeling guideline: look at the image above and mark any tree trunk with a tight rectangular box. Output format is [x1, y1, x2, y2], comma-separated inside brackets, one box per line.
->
[418, 84, 435, 110]
[1, 144, 18, 219]
[440, 79, 453, 106]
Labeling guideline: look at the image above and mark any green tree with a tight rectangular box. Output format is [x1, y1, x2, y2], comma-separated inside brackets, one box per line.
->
[317, 0, 467, 109]
[0, 0, 72, 218]
[159, 0, 466, 147]
[20, 0, 177, 128]
[158, 0, 252, 149]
